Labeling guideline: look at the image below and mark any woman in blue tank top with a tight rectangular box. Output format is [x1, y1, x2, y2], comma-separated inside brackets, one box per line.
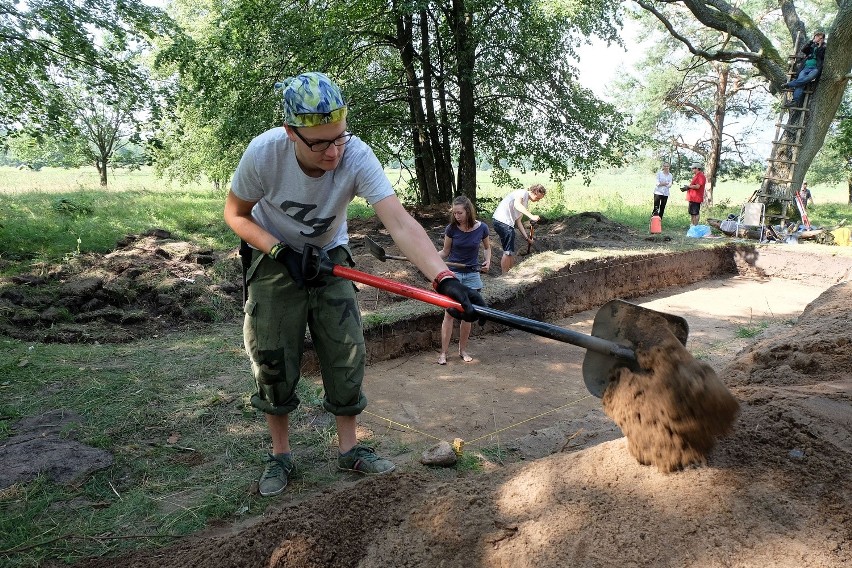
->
[437, 196, 492, 364]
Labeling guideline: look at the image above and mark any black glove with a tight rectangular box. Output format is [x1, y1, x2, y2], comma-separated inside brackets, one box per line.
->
[269, 242, 324, 289]
[436, 277, 486, 323]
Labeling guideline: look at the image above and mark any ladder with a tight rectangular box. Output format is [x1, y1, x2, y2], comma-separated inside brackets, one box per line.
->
[754, 32, 814, 228]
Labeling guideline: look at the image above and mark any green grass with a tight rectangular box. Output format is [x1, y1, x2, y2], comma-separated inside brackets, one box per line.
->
[2, 165, 850, 269]
[735, 321, 770, 338]
[0, 329, 340, 566]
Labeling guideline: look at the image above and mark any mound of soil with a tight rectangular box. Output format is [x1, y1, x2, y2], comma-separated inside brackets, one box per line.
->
[73, 281, 852, 567]
[0, 211, 635, 344]
[0, 229, 243, 343]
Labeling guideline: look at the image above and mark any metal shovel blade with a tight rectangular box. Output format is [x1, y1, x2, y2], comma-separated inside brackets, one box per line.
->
[366, 235, 407, 262]
[582, 300, 689, 397]
[365, 236, 476, 270]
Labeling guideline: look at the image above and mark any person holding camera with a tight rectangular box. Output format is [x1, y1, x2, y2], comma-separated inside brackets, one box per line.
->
[783, 31, 826, 108]
[681, 162, 706, 226]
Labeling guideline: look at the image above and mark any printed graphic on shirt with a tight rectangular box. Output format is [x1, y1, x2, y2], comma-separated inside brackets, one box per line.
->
[279, 200, 336, 238]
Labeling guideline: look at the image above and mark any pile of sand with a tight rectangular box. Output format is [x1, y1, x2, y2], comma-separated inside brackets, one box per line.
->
[603, 336, 740, 472]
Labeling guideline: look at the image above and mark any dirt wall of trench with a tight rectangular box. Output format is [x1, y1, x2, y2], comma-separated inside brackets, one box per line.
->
[300, 244, 749, 373]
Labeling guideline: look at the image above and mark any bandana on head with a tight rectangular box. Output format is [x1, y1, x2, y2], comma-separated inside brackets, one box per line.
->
[274, 72, 348, 127]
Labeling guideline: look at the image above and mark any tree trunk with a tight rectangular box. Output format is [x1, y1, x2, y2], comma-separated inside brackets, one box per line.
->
[451, 0, 477, 202]
[791, 32, 852, 189]
[96, 159, 108, 187]
[420, 9, 454, 203]
[398, 13, 440, 205]
[706, 63, 729, 207]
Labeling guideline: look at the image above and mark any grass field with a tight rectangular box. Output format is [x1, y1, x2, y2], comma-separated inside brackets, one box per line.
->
[1, 165, 849, 267]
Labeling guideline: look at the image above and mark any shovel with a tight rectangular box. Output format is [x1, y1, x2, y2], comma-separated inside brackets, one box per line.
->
[525, 221, 535, 255]
[303, 245, 689, 398]
[365, 236, 481, 271]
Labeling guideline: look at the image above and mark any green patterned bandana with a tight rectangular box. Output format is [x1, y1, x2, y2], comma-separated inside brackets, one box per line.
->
[275, 72, 348, 127]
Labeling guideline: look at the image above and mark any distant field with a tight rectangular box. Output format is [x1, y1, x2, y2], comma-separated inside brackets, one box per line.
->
[0, 166, 211, 194]
[1, 165, 847, 207]
[1, 165, 848, 266]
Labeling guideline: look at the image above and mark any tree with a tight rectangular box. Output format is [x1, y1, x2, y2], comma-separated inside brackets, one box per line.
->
[0, 0, 172, 137]
[633, 0, 852, 197]
[618, 13, 771, 205]
[154, 0, 634, 203]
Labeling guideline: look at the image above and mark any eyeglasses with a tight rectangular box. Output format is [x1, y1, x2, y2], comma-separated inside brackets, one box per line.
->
[292, 128, 354, 152]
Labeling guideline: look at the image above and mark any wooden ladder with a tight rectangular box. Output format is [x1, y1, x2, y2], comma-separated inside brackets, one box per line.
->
[754, 32, 814, 228]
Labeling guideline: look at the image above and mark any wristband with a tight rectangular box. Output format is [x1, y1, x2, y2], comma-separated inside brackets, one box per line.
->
[268, 242, 286, 258]
[432, 269, 457, 291]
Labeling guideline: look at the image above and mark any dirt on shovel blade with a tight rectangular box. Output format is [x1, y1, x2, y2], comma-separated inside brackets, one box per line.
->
[602, 335, 740, 473]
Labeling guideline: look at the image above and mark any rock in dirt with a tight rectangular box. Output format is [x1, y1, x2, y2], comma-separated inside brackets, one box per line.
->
[602, 336, 740, 472]
[420, 440, 458, 467]
[0, 409, 113, 488]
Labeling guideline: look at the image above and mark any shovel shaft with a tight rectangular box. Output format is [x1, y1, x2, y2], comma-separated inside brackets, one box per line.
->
[329, 264, 635, 362]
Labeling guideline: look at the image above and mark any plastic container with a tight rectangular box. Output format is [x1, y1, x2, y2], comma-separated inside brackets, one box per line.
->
[831, 227, 851, 246]
[649, 215, 662, 234]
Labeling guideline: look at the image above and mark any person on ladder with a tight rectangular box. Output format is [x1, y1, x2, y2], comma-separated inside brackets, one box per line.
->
[783, 31, 826, 108]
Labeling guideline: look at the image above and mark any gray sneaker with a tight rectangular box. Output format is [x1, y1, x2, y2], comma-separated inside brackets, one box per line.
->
[258, 452, 294, 497]
[337, 445, 396, 475]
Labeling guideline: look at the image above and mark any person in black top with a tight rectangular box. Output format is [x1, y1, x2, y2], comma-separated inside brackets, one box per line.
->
[783, 31, 826, 108]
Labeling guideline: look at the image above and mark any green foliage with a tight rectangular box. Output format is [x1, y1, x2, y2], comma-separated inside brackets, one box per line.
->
[153, 0, 632, 197]
[0, 1, 174, 136]
[0, 181, 233, 265]
[736, 321, 768, 338]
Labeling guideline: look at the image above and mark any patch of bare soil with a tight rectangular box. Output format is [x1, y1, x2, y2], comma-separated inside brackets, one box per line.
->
[72, 279, 852, 568]
[0, 229, 244, 344]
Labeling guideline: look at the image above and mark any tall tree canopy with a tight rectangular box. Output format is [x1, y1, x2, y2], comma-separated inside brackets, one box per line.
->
[0, 0, 172, 135]
[154, 0, 634, 202]
[633, 0, 852, 191]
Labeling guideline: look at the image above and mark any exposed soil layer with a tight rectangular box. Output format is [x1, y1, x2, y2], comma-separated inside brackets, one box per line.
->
[70, 278, 852, 568]
[0, 210, 711, 348]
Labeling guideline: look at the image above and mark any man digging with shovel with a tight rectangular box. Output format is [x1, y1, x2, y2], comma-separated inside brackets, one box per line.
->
[491, 184, 546, 274]
[224, 72, 485, 497]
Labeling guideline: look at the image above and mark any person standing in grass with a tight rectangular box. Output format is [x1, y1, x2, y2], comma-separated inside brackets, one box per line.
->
[653, 162, 672, 218]
[798, 181, 814, 209]
[224, 72, 485, 497]
[684, 162, 706, 226]
[437, 196, 491, 365]
[491, 184, 546, 274]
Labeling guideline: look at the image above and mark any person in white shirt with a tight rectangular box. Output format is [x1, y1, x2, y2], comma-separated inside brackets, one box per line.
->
[653, 163, 673, 218]
[224, 72, 485, 496]
[491, 184, 546, 274]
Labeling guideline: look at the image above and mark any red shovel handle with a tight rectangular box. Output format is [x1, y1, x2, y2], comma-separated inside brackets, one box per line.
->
[333, 264, 461, 311]
[304, 245, 636, 362]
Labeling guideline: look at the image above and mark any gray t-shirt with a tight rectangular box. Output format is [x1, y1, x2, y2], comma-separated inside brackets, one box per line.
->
[492, 189, 529, 226]
[231, 127, 395, 250]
